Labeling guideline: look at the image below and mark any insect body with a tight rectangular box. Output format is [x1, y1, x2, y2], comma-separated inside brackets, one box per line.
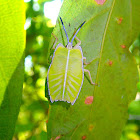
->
[47, 17, 95, 105]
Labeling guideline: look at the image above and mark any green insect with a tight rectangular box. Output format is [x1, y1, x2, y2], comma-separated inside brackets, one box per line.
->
[47, 17, 96, 105]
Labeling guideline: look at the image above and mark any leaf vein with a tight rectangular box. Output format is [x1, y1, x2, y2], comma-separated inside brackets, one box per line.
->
[94, 0, 116, 87]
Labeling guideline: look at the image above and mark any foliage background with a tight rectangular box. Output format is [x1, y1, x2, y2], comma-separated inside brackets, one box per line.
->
[0, 0, 25, 140]
[11, 0, 140, 140]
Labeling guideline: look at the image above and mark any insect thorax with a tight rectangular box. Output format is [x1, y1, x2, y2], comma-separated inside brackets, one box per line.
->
[66, 42, 73, 49]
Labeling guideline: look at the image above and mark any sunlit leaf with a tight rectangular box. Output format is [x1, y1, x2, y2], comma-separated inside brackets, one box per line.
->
[0, 0, 25, 139]
[47, 0, 140, 139]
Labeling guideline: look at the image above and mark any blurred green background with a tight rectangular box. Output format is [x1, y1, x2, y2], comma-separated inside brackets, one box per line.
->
[13, 0, 140, 139]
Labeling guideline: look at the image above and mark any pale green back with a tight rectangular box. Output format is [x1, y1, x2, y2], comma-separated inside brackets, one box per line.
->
[47, 44, 83, 105]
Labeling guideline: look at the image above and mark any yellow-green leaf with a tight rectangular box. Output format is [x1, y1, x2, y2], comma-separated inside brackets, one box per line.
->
[0, 0, 25, 139]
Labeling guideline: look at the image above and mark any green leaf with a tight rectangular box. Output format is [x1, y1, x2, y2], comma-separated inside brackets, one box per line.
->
[129, 35, 140, 65]
[31, 131, 48, 140]
[128, 100, 140, 115]
[0, 0, 25, 139]
[47, 0, 140, 139]
[137, 82, 140, 92]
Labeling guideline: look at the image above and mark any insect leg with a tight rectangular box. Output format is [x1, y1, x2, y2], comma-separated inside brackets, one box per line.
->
[83, 57, 91, 65]
[84, 69, 97, 85]
[74, 36, 81, 48]
[52, 33, 58, 49]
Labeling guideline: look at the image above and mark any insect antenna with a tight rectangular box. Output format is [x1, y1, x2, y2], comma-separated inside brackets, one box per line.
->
[71, 21, 86, 44]
[60, 17, 69, 43]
